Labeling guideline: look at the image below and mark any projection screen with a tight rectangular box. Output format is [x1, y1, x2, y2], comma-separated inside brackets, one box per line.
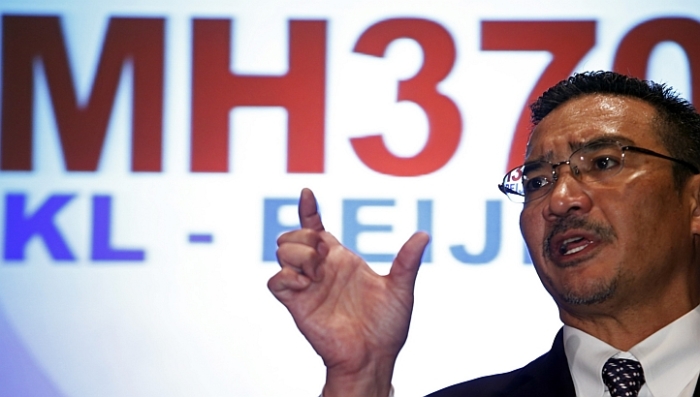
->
[1, 0, 699, 396]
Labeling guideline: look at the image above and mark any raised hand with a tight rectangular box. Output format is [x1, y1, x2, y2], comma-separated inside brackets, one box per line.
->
[268, 188, 430, 397]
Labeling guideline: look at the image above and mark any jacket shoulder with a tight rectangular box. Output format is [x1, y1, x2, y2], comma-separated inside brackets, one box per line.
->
[425, 330, 574, 397]
[424, 351, 553, 397]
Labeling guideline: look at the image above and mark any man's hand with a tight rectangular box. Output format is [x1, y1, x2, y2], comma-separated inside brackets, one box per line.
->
[268, 188, 430, 397]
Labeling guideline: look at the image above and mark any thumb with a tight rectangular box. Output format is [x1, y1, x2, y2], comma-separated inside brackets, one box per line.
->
[389, 232, 430, 293]
[298, 188, 325, 232]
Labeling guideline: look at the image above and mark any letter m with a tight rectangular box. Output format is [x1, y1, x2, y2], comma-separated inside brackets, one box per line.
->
[1, 15, 164, 171]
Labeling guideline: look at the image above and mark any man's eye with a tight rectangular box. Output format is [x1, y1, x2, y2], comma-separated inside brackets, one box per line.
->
[524, 176, 549, 192]
[592, 155, 621, 171]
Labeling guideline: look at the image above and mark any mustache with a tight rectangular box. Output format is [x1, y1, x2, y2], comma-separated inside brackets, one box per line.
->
[544, 216, 617, 255]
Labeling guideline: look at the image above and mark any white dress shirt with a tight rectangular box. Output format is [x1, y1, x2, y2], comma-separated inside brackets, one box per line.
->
[564, 305, 700, 397]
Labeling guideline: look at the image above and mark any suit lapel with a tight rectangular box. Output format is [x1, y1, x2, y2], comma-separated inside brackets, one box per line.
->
[507, 329, 576, 397]
[544, 329, 577, 397]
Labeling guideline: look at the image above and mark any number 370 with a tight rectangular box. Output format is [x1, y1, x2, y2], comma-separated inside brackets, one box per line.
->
[352, 18, 700, 175]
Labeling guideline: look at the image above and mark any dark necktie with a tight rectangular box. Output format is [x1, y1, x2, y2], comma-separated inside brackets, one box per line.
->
[602, 358, 646, 397]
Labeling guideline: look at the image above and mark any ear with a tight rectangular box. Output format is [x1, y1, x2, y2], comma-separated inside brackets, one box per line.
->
[687, 174, 700, 235]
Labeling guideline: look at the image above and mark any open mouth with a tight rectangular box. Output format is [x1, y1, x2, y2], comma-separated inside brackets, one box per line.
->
[546, 231, 603, 266]
[543, 217, 616, 267]
[559, 236, 594, 256]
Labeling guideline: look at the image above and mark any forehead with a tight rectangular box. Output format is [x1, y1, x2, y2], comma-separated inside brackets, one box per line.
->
[526, 94, 660, 162]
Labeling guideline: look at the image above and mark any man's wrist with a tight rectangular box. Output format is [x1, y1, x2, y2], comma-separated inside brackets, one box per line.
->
[320, 386, 394, 397]
[321, 358, 396, 397]
[318, 385, 394, 397]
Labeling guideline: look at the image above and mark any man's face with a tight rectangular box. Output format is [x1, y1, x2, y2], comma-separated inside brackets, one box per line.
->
[520, 94, 697, 320]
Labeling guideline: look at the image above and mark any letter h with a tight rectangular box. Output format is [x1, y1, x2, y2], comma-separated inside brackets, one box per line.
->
[191, 19, 327, 173]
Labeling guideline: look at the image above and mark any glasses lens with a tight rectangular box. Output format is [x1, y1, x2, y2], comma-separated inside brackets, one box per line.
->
[571, 142, 624, 182]
[501, 166, 525, 202]
[522, 162, 554, 201]
[501, 163, 554, 202]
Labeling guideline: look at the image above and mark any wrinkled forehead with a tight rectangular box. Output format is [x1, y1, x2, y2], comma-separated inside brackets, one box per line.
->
[524, 94, 660, 162]
[526, 136, 634, 164]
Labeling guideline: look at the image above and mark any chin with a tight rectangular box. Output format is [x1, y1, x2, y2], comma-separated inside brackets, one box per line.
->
[546, 273, 619, 307]
[559, 287, 616, 306]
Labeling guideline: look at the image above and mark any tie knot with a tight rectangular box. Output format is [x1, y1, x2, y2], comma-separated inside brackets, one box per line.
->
[602, 358, 645, 397]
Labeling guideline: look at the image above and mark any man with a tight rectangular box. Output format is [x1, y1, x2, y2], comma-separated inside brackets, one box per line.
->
[268, 71, 700, 396]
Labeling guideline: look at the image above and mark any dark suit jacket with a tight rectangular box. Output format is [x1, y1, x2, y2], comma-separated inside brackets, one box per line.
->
[426, 329, 700, 397]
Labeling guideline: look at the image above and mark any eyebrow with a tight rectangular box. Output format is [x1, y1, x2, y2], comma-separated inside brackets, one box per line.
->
[569, 135, 635, 151]
[529, 134, 637, 163]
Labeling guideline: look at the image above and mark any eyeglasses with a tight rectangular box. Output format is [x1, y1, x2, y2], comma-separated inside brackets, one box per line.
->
[498, 141, 700, 203]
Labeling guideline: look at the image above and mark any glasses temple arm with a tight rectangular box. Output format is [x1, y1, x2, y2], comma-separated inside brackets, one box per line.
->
[624, 146, 700, 174]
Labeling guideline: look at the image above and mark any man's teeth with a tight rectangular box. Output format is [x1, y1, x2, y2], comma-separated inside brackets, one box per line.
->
[563, 244, 588, 255]
[559, 237, 590, 255]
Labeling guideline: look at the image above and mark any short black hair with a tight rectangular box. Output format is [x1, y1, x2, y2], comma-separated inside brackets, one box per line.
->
[530, 71, 700, 188]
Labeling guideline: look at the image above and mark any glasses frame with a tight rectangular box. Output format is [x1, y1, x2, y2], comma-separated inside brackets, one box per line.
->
[498, 142, 700, 203]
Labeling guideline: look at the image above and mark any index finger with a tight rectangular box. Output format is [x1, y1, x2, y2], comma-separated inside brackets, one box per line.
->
[298, 188, 325, 231]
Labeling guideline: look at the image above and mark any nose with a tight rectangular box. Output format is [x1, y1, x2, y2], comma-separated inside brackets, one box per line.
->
[543, 166, 593, 219]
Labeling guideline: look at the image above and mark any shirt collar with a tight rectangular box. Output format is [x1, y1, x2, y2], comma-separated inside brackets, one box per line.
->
[563, 305, 700, 397]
